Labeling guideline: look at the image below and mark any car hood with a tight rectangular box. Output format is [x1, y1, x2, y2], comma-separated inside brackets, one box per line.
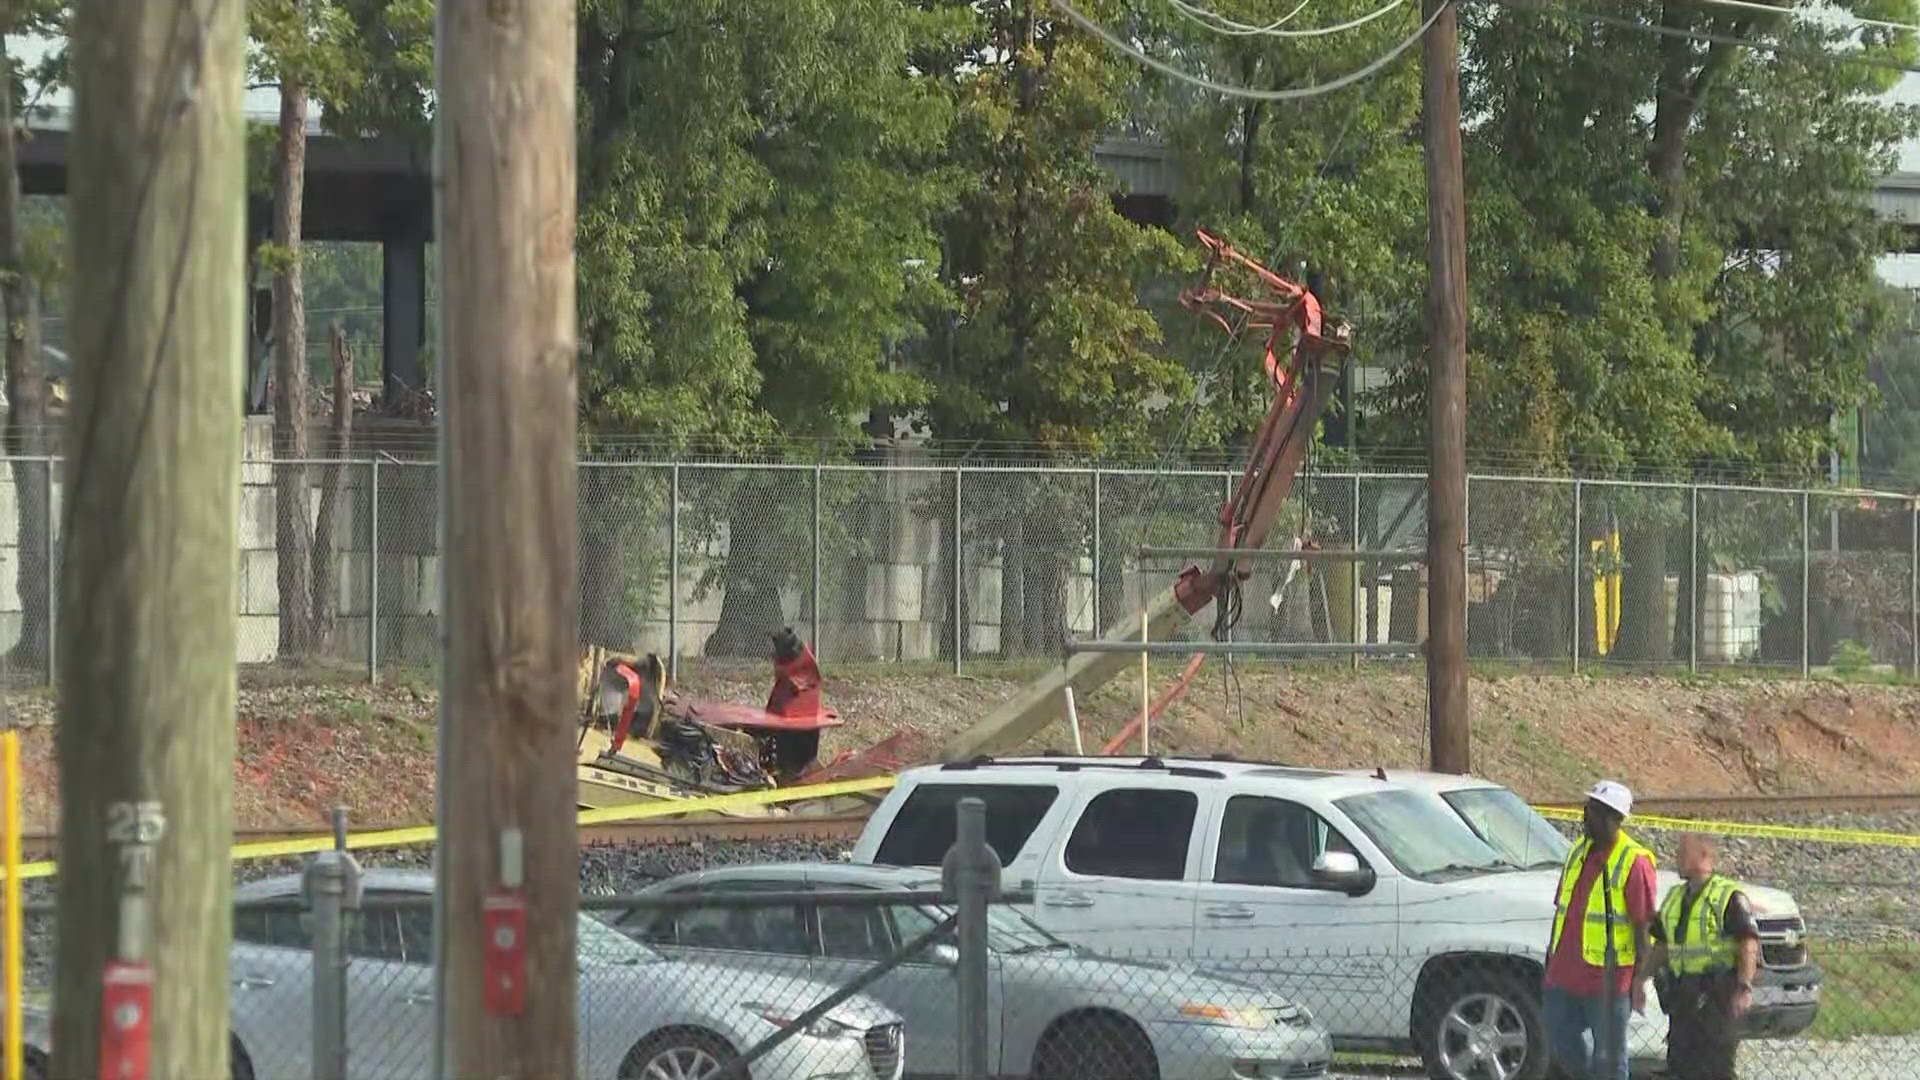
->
[620, 959, 902, 1030]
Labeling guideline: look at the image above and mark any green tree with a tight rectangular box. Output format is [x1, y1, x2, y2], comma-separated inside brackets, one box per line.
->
[1372, 0, 1920, 662]
[912, 0, 1188, 656]
[575, 0, 962, 654]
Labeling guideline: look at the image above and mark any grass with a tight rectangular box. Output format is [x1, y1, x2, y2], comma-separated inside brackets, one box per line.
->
[1805, 943, 1920, 1040]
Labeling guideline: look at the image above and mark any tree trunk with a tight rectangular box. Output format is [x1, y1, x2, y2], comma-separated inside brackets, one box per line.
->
[998, 476, 1027, 659]
[0, 34, 50, 675]
[1615, 529, 1673, 662]
[310, 323, 352, 653]
[273, 74, 314, 657]
[1020, 542, 1065, 656]
[53, 3, 245, 1078]
[703, 477, 789, 658]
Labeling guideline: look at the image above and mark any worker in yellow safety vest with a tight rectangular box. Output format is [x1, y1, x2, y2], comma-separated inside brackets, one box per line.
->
[1650, 833, 1761, 1080]
[1543, 780, 1657, 1080]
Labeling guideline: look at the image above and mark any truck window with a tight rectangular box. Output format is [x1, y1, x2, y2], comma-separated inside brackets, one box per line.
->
[1063, 788, 1197, 881]
[873, 782, 1060, 867]
[1214, 794, 1358, 888]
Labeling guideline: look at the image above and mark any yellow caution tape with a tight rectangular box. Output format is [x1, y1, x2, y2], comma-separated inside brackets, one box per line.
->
[4, 774, 903, 882]
[1534, 806, 1920, 849]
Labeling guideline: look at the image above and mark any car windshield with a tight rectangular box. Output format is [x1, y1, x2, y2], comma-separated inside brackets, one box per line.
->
[578, 909, 658, 966]
[893, 899, 1068, 955]
[1332, 788, 1517, 881]
[1440, 786, 1571, 871]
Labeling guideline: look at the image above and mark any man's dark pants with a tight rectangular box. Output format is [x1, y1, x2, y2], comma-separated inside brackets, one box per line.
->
[1665, 972, 1740, 1080]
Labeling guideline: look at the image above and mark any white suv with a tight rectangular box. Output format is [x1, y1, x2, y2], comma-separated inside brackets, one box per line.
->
[850, 755, 1685, 1080]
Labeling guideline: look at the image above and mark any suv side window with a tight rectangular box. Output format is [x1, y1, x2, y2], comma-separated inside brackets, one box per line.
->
[1214, 794, 1360, 888]
[874, 783, 1060, 867]
[1063, 788, 1197, 881]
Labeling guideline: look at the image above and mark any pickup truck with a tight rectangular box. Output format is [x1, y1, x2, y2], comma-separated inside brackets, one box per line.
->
[847, 756, 1820, 1080]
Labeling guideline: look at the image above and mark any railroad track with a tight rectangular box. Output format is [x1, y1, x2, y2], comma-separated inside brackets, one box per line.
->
[17, 812, 873, 861]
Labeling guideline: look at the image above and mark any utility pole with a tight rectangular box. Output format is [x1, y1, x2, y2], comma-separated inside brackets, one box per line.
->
[433, 0, 580, 1076]
[1422, 0, 1470, 774]
[51, 2, 245, 1078]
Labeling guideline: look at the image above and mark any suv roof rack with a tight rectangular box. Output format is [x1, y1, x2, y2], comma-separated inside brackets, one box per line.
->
[934, 756, 1225, 780]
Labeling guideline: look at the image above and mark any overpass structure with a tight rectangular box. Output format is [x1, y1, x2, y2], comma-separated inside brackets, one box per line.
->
[16, 110, 1920, 412]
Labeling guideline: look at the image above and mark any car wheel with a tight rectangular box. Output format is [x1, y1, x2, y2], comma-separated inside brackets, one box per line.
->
[1416, 969, 1550, 1080]
[1031, 1012, 1159, 1080]
[621, 1028, 742, 1080]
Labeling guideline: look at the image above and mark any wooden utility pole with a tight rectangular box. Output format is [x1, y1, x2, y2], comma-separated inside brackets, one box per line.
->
[1422, 0, 1470, 774]
[434, 0, 580, 1076]
[51, 1, 245, 1078]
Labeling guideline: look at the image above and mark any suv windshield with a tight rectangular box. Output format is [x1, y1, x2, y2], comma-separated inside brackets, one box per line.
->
[1440, 786, 1571, 871]
[1332, 788, 1517, 881]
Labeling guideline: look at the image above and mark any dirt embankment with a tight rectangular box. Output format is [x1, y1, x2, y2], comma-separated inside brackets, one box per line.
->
[10, 665, 1920, 830]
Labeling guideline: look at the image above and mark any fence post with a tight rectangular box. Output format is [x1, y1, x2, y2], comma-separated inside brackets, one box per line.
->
[1801, 490, 1811, 678]
[1689, 485, 1700, 675]
[943, 797, 1000, 1080]
[952, 468, 963, 676]
[812, 464, 823, 655]
[1571, 479, 1582, 673]
[1351, 472, 1362, 672]
[1090, 469, 1102, 634]
[1911, 497, 1918, 680]
[367, 458, 379, 684]
[304, 814, 361, 1080]
[669, 463, 681, 684]
[43, 458, 54, 684]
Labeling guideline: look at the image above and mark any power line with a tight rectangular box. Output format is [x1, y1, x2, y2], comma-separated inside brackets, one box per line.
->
[1689, 0, 1920, 36]
[1055, 0, 1446, 101]
[1496, 0, 1920, 74]
[1169, 0, 1410, 38]
[1168, 0, 1313, 36]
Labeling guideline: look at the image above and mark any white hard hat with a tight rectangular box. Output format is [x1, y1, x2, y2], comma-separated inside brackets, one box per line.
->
[1587, 780, 1633, 818]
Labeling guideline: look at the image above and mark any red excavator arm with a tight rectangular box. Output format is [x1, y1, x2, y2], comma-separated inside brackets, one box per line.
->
[1172, 229, 1352, 623]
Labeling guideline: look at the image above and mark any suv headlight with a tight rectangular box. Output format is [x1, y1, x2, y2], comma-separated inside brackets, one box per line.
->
[1177, 1003, 1271, 1029]
[741, 1003, 862, 1040]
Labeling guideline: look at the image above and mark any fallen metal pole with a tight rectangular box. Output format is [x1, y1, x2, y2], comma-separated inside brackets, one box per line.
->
[1139, 546, 1427, 562]
[1066, 640, 1423, 657]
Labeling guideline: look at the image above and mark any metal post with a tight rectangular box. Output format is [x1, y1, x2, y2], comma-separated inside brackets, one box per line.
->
[669, 463, 681, 683]
[1910, 498, 1918, 680]
[42, 459, 54, 683]
[367, 459, 379, 683]
[1351, 472, 1362, 671]
[812, 464, 823, 656]
[1090, 469, 1102, 633]
[1801, 490, 1811, 677]
[944, 797, 1000, 1080]
[1689, 485, 1700, 674]
[1571, 479, 1582, 673]
[305, 832, 362, 1080]
[952, 468, 963, 676]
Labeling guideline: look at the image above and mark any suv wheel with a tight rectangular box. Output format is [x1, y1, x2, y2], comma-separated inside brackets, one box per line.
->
[1416, 969, 1548, 1080]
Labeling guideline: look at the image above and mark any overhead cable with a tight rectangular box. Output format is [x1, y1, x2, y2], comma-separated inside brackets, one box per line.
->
[1054, 0, 1445, 101]
[1689, 0, 1920, 35]
[1497, 0, 1920, 74]
[1168, 0, 1409, 38]
[1168, 0, 1314, 36]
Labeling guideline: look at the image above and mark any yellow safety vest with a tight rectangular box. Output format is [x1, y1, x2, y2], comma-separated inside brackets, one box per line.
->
[1551, 831, 1655, 968]
[1658, 874, 1741, 977]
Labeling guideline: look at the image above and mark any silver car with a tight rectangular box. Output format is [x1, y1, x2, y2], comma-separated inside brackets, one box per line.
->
[17, 868, 906, 1080]
[600, 862, 1334, 1080]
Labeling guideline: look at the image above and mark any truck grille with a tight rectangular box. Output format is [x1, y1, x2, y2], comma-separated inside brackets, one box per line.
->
[864, 1022, 903, 1079]
[1757, 917, 1809, 969]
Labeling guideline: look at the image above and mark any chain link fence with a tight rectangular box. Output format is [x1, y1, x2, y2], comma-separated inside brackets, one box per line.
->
[0, 457, 1910, 682]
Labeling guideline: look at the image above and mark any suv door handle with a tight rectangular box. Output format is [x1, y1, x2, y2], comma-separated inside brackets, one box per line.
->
[232, 973, 277, 990]
[1043, 892, 1094, 909]
[1202, 904, 1255, 920]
